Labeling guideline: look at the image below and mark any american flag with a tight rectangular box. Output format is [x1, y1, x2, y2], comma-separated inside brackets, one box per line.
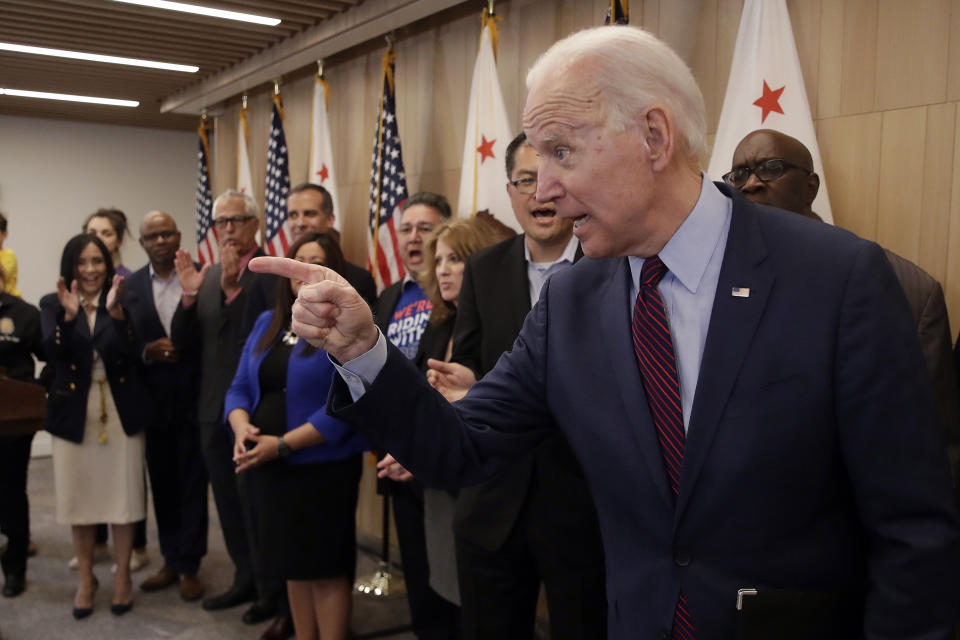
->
[195, 121, 218, 265]
[264, 93, 292, 257]
[367, 48, 408, 290]
[604, 0, 628, 24]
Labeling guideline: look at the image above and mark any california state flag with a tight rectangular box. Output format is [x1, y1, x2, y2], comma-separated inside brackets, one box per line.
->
[309, 72, 341, 231]
[457, 9, 518, 232]
[707, 0, 833, 223]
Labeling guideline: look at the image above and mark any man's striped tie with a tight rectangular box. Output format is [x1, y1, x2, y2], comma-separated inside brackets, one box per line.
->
[631, 255, 695, 639]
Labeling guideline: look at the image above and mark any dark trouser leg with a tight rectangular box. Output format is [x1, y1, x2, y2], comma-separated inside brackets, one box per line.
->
[525, 476, 607, 640]
[145, 417, 208, 575]
[0, 434, 34, 577]
[391, 480, 461, 640]
[200, 420, 252, 588]
[455, 526, 539, 640]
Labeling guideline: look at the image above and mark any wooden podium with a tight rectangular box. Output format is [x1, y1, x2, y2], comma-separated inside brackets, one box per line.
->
[0, 370, 46, 436]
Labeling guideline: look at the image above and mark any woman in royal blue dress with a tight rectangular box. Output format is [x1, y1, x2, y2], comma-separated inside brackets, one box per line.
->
[225, 231, 368, 640]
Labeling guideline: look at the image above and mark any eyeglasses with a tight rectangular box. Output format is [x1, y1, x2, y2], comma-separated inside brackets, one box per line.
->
[510, 176, 537, 195]
[213, 214, 255, 229]
[140, 230, 179, 242]
[722, 158, 811, 188]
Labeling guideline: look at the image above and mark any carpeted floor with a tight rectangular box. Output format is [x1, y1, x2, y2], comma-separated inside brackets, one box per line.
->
[0, 456, 415, 640]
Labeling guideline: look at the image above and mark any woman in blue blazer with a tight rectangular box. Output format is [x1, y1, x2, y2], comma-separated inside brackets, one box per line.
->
[225, 232, 368, 640]
[40, 234, 150, 619]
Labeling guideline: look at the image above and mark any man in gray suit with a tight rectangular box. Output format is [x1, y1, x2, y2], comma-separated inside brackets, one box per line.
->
[171, 190, 281, 629]
[726, 129, 960, 490]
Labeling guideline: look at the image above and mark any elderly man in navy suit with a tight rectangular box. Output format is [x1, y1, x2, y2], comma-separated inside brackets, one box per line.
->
[122, 211, 207, 601]
[252, 26, 960, 640]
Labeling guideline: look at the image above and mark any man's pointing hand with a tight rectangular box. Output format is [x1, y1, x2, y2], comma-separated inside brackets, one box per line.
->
[249, 257, 378, 363]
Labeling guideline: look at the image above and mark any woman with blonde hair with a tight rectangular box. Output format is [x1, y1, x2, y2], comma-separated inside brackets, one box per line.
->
[378, 216, 502, 627]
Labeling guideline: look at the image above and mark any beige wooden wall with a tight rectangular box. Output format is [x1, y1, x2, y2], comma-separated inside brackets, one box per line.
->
[209, 0, 960, 542]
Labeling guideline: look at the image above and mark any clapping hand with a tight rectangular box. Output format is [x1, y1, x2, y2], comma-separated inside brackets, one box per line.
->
[105, 274, 125, 320]
[248, 257, 378, 363]
[56, 277, 80, 322]
[426, 359, 476, 403]
[232, 422, 280, 472]
[174, 248, 209, 293]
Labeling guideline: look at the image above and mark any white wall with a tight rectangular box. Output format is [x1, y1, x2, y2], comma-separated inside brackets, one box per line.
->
[0, 115, 197, 308]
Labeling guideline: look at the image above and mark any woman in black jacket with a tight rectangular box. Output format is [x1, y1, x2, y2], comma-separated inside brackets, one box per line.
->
[0, 261, 44, 598]
[40, 234, 151, 619]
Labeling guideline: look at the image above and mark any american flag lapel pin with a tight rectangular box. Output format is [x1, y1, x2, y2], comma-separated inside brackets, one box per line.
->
[731, 286, 750, 298]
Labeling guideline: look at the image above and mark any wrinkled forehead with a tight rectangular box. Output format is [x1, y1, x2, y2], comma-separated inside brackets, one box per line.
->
[522, 70, 604, 144]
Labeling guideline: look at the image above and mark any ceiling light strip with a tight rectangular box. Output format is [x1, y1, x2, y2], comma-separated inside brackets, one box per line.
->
[111, 0, 281, 26]
[0, 88, 139, 108]
[0, 43, 198, 73]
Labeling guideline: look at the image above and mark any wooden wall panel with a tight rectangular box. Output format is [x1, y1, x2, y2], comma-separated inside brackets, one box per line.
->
[817, 113, 882, 241]
[920, 102, 957, 282]
[817, 0, 844, 119]
[877, 107, 927, 262]
[875, 0, 949, 111]
[950, 0, 960, 101]
[840, 0, 878, 116]
[944, 103, 960, 326]
[787, 0, 821, 120]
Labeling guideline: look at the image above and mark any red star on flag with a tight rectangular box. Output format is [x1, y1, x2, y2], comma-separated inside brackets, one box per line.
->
[477, 135, 496, 164]
[316, 164, 329, 183]
[753, 80, 785, 123]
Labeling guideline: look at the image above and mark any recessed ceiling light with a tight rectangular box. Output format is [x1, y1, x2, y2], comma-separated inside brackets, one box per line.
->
[0, 42, 198, 73]
[0, 88, 139, 108]
[111, 0, 281, 26]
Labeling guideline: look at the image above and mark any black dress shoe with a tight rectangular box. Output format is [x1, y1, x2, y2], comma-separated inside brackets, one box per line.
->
[260, 613, 295, 640]
[2, 573, 25, 597]
[202, 583, 256, 611]
[242, 600, 277, 625]
[110, 601, 133, 615]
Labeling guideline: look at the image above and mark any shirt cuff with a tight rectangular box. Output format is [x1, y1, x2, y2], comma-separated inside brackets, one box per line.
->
[330, 329, 387, 401]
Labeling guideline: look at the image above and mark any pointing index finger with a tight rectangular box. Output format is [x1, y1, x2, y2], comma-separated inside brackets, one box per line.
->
[249, 256, 344, 285]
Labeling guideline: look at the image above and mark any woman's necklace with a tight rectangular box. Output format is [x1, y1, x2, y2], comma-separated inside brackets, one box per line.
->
[281, 328, 298, 346]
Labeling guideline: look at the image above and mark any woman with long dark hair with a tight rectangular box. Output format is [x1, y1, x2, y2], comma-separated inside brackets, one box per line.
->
[40, 234, 150, 618]
[225, 231, 368, 640]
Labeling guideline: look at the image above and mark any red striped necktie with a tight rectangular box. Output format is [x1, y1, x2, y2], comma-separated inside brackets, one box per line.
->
[631, 255, 695, 639]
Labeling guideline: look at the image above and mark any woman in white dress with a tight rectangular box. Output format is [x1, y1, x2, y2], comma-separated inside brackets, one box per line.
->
[39, 234, 150, 619]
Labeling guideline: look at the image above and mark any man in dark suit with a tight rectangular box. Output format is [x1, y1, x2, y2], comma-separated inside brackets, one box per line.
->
[287, 183, 376, 308]
[253, 26, 960, 640]
[727, 129, 960, 496]
[437, 133, 606, 639]
[374, 192, 460, 639]
[123, 211, 207, 601]
[171, 190, 282, 634]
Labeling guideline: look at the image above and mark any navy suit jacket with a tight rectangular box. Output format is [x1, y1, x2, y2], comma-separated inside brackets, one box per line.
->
[122, 264, 201, 429]
[331, 185, 960, 639]
[40, 293, 152, 443]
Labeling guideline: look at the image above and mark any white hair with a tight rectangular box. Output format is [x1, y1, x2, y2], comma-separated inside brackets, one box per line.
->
[526, 26, 706, 159]
[212, 189, 260, 218]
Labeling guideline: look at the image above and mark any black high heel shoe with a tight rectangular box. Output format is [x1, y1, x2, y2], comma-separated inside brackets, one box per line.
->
[110, 601, 133, 615]
[73, 576, 98, 619]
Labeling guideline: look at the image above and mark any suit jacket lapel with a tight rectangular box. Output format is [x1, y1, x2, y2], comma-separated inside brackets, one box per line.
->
[676, 195, 775, 520]
[599, 257, 674, 509]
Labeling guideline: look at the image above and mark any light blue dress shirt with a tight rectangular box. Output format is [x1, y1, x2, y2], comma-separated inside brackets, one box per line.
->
[628, 177, 731, 432]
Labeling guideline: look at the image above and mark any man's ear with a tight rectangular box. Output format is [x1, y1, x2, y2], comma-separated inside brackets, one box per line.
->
[805, 172, 820, 207]
[328, 212, 337, 227]
[641, 107, 673, 171]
